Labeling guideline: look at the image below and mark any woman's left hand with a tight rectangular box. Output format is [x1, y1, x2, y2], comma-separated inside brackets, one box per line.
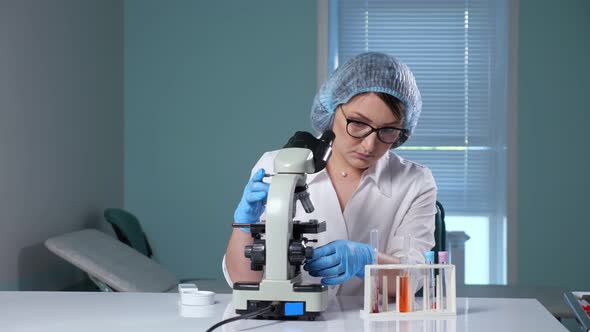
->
[303, 240, 375, 285]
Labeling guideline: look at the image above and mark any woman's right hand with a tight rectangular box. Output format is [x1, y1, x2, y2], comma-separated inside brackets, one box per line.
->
[233, 168, 270, 229]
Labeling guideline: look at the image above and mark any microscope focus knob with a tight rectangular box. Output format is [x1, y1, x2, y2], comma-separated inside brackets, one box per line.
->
[244, 239, 266, 271]
[304, 247, 314, 259]
[288, 241, 315, 265]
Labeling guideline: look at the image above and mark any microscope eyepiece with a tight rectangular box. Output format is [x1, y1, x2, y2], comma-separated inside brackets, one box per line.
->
[319, 130, 335, 144]
[282, 130, 335, 173]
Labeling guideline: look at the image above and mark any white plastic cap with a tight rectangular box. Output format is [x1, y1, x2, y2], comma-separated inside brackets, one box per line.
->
[178, 283, 215, 306]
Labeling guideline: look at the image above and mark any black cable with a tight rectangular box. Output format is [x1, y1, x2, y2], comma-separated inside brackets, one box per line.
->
[205, 304, 275, 332]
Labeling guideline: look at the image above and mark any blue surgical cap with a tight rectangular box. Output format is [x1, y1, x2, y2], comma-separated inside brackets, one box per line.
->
[310, 52, 422, 148]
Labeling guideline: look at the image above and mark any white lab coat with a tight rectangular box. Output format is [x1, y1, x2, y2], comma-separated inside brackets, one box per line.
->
[222, 150, 437, 296]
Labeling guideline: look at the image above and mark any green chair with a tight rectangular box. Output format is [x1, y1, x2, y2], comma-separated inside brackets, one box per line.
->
[45, 208, 227, 293]
[102, 208, 203, 286]
[45, 229, 178, 292]
[103, 208, 153, 258]
[433, 201, 446, 262]
[414, 201, 446, 297]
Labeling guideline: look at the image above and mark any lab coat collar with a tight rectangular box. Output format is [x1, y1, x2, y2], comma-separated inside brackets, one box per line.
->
[306, 152, 393, 198]
[363, 152, 392, 198]
[306, 167, 326, 185]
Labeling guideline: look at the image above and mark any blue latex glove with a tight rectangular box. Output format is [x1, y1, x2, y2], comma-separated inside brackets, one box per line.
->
[233, 168, 270, 231]
[303, 240, 375, 285]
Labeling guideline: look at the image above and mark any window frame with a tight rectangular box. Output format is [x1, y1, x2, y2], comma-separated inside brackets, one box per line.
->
[316, 0, 519, 285]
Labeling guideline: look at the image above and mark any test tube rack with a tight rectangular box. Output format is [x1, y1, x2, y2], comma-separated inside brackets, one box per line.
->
[361, 264, 456, 319]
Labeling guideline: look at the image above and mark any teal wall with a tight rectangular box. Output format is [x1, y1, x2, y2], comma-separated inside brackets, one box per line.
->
[517, 0, 590, 288]
[125, 0, 590, 289]
[125, 0, 317, 279]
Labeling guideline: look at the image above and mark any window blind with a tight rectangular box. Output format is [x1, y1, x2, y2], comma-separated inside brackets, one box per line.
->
[332, 0, 505, 214]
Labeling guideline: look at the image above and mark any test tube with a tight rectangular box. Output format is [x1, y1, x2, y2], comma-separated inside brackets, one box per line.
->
[438, 251, 449, 311]
[399, 273, 411, 312]
[370, 229, 380, 313]
[382, 275, 388, 312]
[370, 229, 379, 263]
[424, 251, 435, 311]
[399, 235, 413, 313]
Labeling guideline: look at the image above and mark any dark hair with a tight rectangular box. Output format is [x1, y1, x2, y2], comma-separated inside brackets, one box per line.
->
[375, 92, 405, 126]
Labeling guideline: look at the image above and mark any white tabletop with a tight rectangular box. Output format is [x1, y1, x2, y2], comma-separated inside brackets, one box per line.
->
[0, 292, 567, 332]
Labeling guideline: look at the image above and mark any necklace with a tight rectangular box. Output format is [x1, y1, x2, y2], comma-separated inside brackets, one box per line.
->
[340, 171, 348, 177]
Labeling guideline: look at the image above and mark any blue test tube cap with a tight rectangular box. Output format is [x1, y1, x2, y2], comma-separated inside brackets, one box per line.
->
[424, 251, 434, 263]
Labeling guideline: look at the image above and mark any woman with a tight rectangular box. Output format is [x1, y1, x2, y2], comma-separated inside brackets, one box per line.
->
[224, 52, 437, 296]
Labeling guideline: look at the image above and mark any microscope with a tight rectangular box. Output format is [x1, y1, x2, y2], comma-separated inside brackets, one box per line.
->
[232, 130, 335, 320]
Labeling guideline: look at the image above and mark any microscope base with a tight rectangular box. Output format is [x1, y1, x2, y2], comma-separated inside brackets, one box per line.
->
[233, 279, 328, 319]
[235, 300, 322, 320]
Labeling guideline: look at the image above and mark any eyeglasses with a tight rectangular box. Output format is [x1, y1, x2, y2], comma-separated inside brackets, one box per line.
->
[340, 105, 406, 144]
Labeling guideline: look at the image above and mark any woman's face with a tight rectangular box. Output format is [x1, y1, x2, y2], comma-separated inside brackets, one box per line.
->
[331, 93, 401, 170]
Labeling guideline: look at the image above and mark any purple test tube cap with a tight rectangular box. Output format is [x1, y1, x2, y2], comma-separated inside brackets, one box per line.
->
[438, 251, 449, 263]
